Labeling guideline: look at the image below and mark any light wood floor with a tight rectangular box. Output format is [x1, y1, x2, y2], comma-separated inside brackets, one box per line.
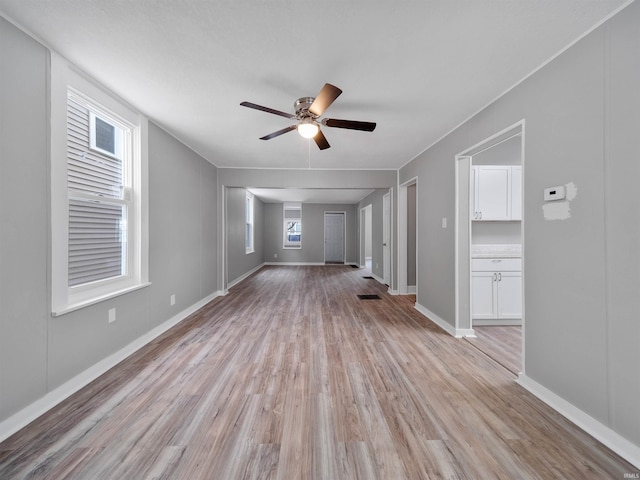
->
[0, 266, 636, 479]
[466, 326, 522, 375]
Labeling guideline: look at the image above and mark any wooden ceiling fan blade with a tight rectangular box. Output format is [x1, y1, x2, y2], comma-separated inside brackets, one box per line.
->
[240, 101, 296, 119]
[260, 125, 297, 140]
[313, 129, 331, 150]
[309, 84, 342, 117]
[322, 118, 377, 132]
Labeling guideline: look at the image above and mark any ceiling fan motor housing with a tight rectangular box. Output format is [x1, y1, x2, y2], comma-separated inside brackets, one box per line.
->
[294, 97, 316, 120]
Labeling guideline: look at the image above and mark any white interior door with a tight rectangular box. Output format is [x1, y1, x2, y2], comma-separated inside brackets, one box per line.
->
[383, 193, 390, 285]
[324, 212, 345, 263]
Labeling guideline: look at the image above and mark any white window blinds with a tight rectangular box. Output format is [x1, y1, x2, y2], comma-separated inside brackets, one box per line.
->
[66, 94, 130, 287]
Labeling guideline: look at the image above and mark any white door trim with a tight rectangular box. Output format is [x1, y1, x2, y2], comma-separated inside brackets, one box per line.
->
[398, 177, 417, 295]
[383, 192, 391, 286]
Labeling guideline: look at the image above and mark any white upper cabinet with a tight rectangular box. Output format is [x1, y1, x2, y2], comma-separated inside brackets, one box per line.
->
[471, 165, 522, 221]
[510, 166, 522, 221]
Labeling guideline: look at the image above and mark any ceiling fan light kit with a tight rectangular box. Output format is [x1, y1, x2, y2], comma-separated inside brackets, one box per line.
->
[240, 83, 376, 150]
[297, 117, 319, 139]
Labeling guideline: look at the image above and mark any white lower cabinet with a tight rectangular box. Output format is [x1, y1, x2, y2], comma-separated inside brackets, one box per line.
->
[471, 258, 522, 321]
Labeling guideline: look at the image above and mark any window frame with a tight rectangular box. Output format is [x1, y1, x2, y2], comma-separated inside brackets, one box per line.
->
[283, 202, 302, 249]
[50, 55, 150, 316]
[245, 191, 254, 254]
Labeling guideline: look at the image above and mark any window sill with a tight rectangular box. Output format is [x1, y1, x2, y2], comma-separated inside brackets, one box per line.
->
[52, 282, 152, 317]
[246, 249, 255, 254]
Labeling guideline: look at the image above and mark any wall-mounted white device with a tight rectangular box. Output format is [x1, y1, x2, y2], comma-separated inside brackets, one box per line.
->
[544, 185, 566, 201]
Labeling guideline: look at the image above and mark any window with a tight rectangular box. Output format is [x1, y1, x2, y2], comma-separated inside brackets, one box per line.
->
[283, 203, 302, 249]
[51, 55, 149, 316]
[89, 111, 124, 159]
[67, 93, 130, 287]
[246, 192, 254, 253]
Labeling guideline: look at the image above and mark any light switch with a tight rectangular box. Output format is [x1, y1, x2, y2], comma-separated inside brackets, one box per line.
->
[108, 308, 116, 323]
[441, 217, 447, 228]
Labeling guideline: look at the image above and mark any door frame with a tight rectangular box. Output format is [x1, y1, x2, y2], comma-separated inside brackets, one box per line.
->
[398, 177, 418, 295]
[359, 204, 372, 268]
[324, 211, 346, 264]
[455, 119, 525, 370]
[383, 192, 391, 286]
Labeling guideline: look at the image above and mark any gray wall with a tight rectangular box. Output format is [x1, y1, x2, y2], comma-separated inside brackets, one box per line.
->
[472, 134, 521, 166]
[400, 1, 640, 446]
[472, 222, 521, 245]
[0, 16, 49, 422]
[219, 168, 395, 191]
[0, 19, 219, 424]
[264, 203, 357, 264]
[226, 187, 264, 285]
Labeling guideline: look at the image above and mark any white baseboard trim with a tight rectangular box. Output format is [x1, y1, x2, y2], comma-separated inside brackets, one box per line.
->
[414, 302, 475, 338]
[228, 263, 265, 289]
[517, 374, 640, 469]
[0, 290, 225, 443]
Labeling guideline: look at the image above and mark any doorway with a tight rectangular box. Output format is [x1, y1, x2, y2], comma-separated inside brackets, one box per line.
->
[383, 192, 391, 286]
[455, 121, 525, 374]
[398, 179, 417, 295]
[360, 205, 372, 270]
[324, 212, 345, 264]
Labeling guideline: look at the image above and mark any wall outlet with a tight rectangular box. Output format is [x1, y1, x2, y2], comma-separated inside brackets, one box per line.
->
[108, 308, 116, 323]
[170, 294, 176, 306]
[441, 217, 447, 228]
[274, 253, 277, 258]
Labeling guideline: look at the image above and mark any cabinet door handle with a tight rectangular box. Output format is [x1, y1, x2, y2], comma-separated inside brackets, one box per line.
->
[493, 273, 497, 282]
[479, 211, 482, 220]
[498, 273, 502, 282]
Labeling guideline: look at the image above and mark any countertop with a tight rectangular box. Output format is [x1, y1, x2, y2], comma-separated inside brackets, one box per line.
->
[471, 244, 521, 258]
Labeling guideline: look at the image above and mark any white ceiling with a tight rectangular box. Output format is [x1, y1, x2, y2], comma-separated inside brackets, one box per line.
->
[0, 0, 628, 173]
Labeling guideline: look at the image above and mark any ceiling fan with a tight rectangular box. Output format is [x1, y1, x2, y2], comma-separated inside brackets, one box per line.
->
[240, 83, 376, 150]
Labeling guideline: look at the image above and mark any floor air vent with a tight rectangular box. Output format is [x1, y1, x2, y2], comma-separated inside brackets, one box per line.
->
[357, 294, 381, 300]
[362, 276, 374, 279]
